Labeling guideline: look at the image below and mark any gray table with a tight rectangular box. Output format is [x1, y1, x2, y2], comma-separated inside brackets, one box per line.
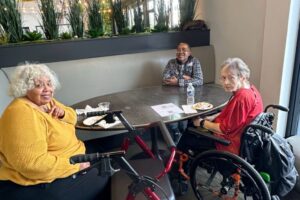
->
[73, 84, 231, 131]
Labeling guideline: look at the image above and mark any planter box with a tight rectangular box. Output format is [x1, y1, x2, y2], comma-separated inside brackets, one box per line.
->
[0, 30, 210, 67]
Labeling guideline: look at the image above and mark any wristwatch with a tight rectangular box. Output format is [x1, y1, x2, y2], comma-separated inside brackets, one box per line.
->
[200, 119, 205, 129]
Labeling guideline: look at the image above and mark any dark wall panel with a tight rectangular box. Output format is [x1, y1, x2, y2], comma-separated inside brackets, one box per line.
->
[0, 30, 209, 68]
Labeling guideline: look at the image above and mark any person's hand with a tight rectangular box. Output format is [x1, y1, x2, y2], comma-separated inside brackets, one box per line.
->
[193, 117, 203, 127]
[183, 75, 192, 80]
[48, 100, 65, 118]
[79, 162, 90, 170]
[163, 76, 178, 85]
[204, 113, 220, 121]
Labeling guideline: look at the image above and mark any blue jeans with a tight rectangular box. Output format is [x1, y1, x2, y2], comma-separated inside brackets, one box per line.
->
[167, 120, 188, 144]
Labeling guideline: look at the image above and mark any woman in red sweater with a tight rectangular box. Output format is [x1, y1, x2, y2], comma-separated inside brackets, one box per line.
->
[178, 57, 263, 155]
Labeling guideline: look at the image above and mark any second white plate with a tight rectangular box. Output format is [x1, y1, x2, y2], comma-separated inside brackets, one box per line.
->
[83, 115, 106, 126]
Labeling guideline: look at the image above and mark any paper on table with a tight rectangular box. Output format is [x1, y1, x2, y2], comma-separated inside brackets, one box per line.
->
[75, 105, 102, 115]
[182, 105, 198, 114]
[151, 103, 184, 117]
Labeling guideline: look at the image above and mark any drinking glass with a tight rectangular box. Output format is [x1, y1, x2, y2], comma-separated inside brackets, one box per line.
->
[98, 102, 110, 111]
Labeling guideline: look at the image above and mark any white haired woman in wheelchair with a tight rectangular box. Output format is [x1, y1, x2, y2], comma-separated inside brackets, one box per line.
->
[0, 63, 109, 199]
[178, 57, 264, 155]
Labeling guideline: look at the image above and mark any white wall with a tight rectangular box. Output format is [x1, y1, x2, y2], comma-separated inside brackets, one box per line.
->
[197, 0, 300, 136]
[198, 0, 266, 88]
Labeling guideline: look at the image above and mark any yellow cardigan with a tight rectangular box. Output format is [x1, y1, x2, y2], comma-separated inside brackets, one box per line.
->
[0, 98, 85, 185]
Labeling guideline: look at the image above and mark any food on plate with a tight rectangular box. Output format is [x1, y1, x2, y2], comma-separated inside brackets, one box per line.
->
[192, 102, 213, 110]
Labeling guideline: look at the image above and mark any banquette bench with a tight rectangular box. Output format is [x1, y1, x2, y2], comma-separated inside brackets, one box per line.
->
[0, 45, 216, 117]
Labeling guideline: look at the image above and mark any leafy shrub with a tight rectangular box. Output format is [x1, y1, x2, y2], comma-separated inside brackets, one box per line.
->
[86, 0, 103, 38]
[23, 31, 43, 41]
[120, 27, 130, 35]
[111, 0, 127, 35]
[39, 0, 60, 40]
[154, 0, 169, 33]
[60, 32, 72, 40]
[0, 0, 23, 43]
[86, 29, 103, 38]
[67, 0, 84, 38]
[179, 0, 196, 29]
[0, 26, 8, 44]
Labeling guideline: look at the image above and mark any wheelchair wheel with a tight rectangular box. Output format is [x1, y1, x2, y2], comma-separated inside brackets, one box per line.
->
[190, 150, 271, 200]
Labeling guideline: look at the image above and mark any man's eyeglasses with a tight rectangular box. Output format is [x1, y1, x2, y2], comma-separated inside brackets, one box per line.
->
[176, 49, 190, 53]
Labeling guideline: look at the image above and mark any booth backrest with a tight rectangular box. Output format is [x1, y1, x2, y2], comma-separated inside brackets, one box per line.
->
[0, 45, 215, 116]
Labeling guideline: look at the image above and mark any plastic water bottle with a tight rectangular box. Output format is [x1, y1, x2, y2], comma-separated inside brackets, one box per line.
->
[187, 83, 195, 105]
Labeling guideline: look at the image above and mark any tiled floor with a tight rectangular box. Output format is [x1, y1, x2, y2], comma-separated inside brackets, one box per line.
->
[176, 183, 299, 200]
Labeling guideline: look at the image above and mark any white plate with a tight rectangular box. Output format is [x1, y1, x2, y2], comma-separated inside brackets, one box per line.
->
[192, 102, 213, 110]
[83, 115, 106, 126]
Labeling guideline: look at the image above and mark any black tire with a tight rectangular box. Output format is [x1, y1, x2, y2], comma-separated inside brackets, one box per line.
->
[189, 150, 271, 200]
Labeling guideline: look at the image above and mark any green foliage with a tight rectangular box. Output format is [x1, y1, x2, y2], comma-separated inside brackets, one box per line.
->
[87, 28, 103, 38]
[133, 0, 144, 33]
[39, 0, 60, 40]
[23, 31, 43, 41]
[67, 0, 84, 38]
[0, 0, 23, 43]
[179, 0, 196, 29]
[0, 26, 8, 44]
[86, 0, 103, 38]
[60, 32, 72, 40]
[110, 0, 127, 35]
[153, 0, 169, 32]
[120, 27, 130, 35]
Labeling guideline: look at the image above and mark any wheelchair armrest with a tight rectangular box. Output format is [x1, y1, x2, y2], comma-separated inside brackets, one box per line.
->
[187, 127, 231, 146]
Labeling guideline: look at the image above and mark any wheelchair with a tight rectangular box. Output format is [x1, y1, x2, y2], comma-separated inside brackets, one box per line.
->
[172, 104, 290, 200]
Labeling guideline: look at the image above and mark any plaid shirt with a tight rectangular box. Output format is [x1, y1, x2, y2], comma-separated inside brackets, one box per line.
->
[162, 56, 203, 87]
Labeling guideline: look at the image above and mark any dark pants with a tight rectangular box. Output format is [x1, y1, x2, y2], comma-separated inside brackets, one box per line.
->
[0, 168, 109, 200]
[167, 120, 188, 144]
[177, 129, 216, 156]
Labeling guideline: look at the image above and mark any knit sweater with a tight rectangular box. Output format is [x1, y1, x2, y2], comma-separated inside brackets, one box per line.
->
[0, 98, 85, 185]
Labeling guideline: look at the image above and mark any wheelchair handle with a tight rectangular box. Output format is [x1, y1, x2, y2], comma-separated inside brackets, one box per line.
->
[70, 150, 126, 164]
[264, 104, 289, 112]
[85, 110, 123, 117]
[157, 121, 176, 148]
[244, 124, 274, 135]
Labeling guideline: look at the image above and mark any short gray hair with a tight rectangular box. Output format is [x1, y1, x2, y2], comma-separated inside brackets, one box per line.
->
[221, 58, 250, 80]
[9, 63, 60, 98]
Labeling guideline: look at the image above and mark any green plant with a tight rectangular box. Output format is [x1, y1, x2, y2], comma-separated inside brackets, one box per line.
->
[0, 25, 8, 44]
[110, 0, 127, 35]
[60, 32, 72, 40]
[120, 27, 130, 35]
[23, 31, 43, 41]
[133, 0, 144, 33]
[67, 0, 84, 38]
[39, 0, 60, 40]
[0, 0, 23, 43]
[86, 0, 103, 38]
[179, 0, 196, 29]
[153, 0, 169, 32]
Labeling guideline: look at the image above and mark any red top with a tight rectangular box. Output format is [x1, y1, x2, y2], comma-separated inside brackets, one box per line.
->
[214, 85, 263, 155]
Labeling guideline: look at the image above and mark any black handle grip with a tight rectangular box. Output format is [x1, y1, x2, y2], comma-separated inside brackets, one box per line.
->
[264, 104, 289, 112]
[70, 150, 125, 164]
[86, 110, 122, 117]
[157, 121, 176, 148]
[244, 124, 274, 135]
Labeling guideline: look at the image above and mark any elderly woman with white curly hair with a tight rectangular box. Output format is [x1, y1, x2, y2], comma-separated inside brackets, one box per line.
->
[0, 63, 109, 200]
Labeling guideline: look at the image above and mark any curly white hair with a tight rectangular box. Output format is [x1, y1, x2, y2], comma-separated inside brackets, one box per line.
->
[9, 63, 60, 98]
